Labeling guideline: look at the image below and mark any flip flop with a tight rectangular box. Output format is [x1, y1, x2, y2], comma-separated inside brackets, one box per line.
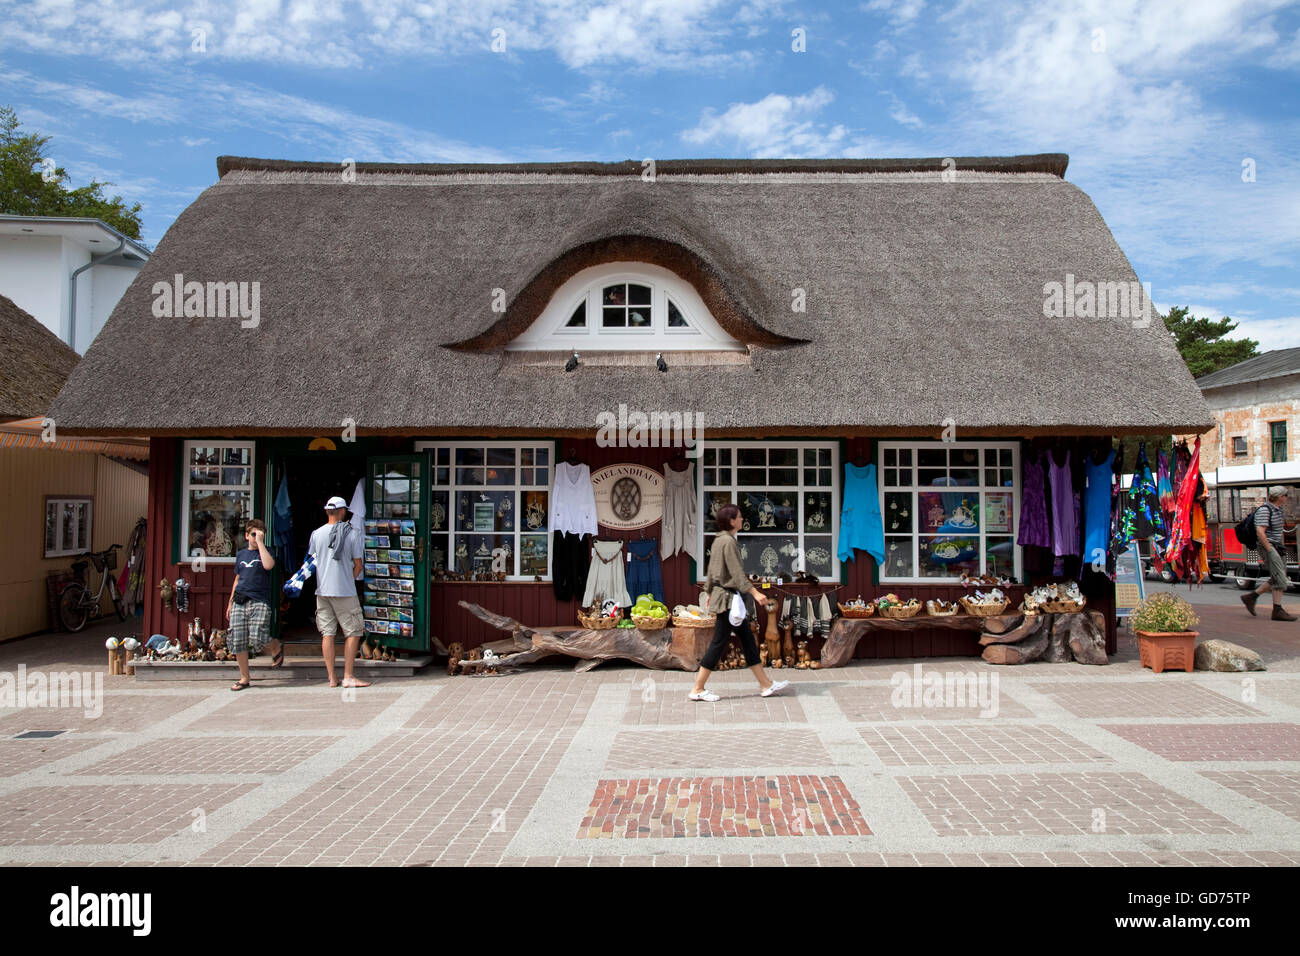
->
[230, 679, 251, 692]
[271, 643, 284, 668]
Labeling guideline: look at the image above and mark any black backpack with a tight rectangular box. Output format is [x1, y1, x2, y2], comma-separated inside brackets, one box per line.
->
[1234, 506, 1262, 549]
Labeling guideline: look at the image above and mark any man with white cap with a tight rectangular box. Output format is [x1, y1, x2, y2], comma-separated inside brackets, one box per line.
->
[1243, 486, 1297, 621]
[307, 495, 371, 686]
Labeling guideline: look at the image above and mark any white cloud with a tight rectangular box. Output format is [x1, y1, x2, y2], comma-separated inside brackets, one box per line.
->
[681, 87, 849, 155]
[863, 0, 926, 27]
[885, 92, 923, 128]
[181, 136, 212, 147]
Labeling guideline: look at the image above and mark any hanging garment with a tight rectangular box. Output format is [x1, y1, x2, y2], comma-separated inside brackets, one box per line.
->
[1016, 450, 1051, 548]
[1081, 448, 1115, 567]
[1165, 437, 1205, 582]
[1128, 443, 1167, 548]
[581, 539, 631, 608]
[550, 461, 598, 537]
[274, 472, 295, 571]
[1156, 450, 1175, 522]
[837, 463, 885, 564]
[551, 531, 592, 602]
[1048, 448, 1079, 557]
[626, 538, 665, 604]
[1172, 442, 1192, 504]
[282, 553, 317, 597]
[660, 462, 700, 562]
[349, 477, 366, 579]
[812, 594, 833, 640]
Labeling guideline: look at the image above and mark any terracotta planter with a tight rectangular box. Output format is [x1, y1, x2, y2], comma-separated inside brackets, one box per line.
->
[1136, 630, 1198, 674]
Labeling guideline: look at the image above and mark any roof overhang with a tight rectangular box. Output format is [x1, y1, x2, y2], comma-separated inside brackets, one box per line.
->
[0, 216, 151, 263]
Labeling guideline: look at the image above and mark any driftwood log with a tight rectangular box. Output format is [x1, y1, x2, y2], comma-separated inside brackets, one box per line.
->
[458, 602, 708, 671]
[978, 613, 1042, 646]
[981, 619, 1050, 664]
[821, 614, 1021, 667]
[980, 611, 1108, 666]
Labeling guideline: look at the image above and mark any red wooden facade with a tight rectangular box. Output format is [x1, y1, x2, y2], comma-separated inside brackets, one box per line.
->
[144, 436, 1117, 660]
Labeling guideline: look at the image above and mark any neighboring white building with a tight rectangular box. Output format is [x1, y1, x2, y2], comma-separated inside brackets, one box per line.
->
[0, 215, 151, 354]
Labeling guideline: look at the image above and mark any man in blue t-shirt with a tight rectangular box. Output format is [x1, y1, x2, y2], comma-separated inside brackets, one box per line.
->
[226, 518, 281, 690]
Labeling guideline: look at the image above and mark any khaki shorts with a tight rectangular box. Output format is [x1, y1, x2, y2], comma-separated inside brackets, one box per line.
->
[315, 594, 364, 638]
[1266, 546, 1289, 590]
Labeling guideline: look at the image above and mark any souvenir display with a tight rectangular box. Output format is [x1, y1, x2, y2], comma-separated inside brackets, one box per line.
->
[959, 588, 1009, 617]
[925, 599, 960, 616]
[875, 593, 921, 619]
[1021, 582, 1086, 613]
[363, 513, 420, 639]
[400, 535, 416, 549]
[838, 596, 875, 619]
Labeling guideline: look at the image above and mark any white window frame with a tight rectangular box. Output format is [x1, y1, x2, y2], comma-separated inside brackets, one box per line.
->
[415, 440, 557, 581]
[878, 440, 1022, 584]
[44, 497, 93, 558]
[697, 440, 841, 582]
[507, 262, 745, 352]
[181, 441, 256, 565]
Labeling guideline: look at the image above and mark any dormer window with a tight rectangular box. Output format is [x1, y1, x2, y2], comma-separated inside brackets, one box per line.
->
[507, 262, 743, 351]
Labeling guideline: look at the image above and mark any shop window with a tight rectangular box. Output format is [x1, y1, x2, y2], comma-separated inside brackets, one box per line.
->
[415, 441, 554, 579]
[182, 442, 254, 562]
[878, 441, 1021, 583]
[44, 497, 93, 558]
[699, 442, 839, 580]
[1271, 422, 1287, 463]
[1232, 436, 1248, 458]
[506, 262, 742, 352]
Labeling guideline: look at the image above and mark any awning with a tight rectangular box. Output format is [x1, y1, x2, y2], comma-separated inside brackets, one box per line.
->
[0, 417, 149, 460]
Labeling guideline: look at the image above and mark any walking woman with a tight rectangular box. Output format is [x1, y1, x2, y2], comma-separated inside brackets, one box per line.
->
[689, 503, 790, 701]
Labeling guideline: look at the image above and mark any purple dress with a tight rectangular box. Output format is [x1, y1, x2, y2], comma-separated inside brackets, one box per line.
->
[1049, 449, 1079, 556]
[1016, 450, 1051, 548]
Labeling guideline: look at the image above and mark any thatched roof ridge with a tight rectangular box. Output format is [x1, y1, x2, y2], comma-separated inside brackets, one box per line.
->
[48, 155, 1212, 436]
[0, 294, 80, 422]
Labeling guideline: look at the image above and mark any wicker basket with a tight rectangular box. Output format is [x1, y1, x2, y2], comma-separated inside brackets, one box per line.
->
[672, 614, 717, 629]
[959, 596, 1009, 617]
[877, 602, 922, 620]
[1038, 598, 1087, 614]
[631, 614, 669, 630]
[578, 611, 618, 630]
[838, 603, 875, 619]
[925, 601, 960, 617]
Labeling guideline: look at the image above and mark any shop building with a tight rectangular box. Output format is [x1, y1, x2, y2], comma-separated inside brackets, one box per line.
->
[47, 155, 1212, 660]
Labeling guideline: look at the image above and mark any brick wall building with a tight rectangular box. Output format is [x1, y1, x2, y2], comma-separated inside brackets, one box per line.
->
[1182, 349, 1300, 471]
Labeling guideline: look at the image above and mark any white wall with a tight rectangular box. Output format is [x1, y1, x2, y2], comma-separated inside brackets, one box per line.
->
[85, 263, 139, 352]
[0, 235, 75, 340]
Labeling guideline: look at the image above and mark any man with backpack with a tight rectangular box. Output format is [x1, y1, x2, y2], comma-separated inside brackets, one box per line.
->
[1242, 487, 1297, 621]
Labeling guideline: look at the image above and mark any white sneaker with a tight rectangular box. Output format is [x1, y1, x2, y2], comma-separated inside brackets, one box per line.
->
[761, 680, 790, 698]
[688, 689, 720, 702]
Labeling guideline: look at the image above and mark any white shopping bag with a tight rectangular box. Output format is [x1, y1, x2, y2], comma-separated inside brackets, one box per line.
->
[728, 591, 747, 626]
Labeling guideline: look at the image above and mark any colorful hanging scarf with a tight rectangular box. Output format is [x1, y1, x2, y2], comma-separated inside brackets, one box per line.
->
[1156, 450, 1175, 518]
[1111, 442, 1166, 556]
[1165, 437, 1206, 583]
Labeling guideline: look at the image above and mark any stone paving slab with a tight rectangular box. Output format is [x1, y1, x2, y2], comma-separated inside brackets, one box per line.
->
[1, 619, 1298, 866]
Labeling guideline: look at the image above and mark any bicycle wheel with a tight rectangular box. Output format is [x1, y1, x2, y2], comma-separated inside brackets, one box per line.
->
[58, 583, 91, 632]
[108, 577, 126, 621]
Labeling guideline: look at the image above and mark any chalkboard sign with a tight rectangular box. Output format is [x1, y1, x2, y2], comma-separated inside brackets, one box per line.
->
[1114, 544, 1146, 618]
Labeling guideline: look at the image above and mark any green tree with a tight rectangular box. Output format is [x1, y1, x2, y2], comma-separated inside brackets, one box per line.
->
[0, 105, 142, 239]
[1163, 305, 1258, 379]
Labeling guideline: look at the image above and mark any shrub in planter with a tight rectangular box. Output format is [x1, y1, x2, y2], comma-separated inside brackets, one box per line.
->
[1130, 592, 1199, 673]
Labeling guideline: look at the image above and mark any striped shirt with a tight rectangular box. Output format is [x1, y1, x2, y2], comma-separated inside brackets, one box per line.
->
[1254, 503, 1285, 545]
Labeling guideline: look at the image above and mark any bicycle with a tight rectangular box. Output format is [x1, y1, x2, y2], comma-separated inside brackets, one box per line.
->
[58, 544, 125, 632]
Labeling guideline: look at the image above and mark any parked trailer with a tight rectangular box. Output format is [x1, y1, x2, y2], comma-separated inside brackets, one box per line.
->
[1204, 464, 1300, 591]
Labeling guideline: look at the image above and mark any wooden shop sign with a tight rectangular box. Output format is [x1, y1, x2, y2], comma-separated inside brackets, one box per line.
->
[591, 463, 665, 531]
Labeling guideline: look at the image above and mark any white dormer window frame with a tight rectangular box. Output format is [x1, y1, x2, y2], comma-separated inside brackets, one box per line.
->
[507, 262, 745, 351]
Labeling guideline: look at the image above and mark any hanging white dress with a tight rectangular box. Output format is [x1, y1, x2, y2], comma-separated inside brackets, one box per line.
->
[550, 461, 598, 537]
[660, 462, 700, 562]
[582, 540, 631, 608]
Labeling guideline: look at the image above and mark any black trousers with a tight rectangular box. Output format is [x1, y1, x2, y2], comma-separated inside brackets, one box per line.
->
[552, 532, 591, 602]
[700, 608, 760, 670]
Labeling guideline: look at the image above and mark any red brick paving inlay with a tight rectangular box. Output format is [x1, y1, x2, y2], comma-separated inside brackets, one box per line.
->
[578, 775, 871, 839]
[1101, 722, 1300, 761]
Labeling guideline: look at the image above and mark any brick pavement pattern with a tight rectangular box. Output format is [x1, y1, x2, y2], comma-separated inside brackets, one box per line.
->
[2, 619, 1299, 866]
[1101, 722, 1300, 761]
[579, 775, 870, 838]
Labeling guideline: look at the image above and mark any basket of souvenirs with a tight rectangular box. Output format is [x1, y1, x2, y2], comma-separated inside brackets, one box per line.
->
[838, 597, 876, 619]
[672, 605, 717, 628]
[631, 613, 669, 630]
[876, 594, 922, 619]
[578, 603, 619, 630]
[958, 589, 1010, 617]
[925, 599, 961, 617]
[1021, 582, 1087, 615]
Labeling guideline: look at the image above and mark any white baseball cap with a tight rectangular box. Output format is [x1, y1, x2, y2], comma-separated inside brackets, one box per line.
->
[324, 496, 348, 511]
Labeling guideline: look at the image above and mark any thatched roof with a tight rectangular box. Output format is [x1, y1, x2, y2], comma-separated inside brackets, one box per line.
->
[0, 294, 80, 422]
[49, 154, 1212, 436]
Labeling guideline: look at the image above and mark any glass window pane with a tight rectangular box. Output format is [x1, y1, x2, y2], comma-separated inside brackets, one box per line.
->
[535, 448, 548, 465]
[602, 284, 626, 305]
[704, 468, 717, 485]
[804, 468, 818, 486]
[984, 468, 998, 486]
[884, 448, 896, 466]
[950, 466, 979, 485]
[705, 492, 732, 528]
[520, 467, 533, 486]
[953, 448, 979, 469]
[521, 491, 549, 532]
[428, 534, 449, 572]
[819, 468, 831, 486]
[221, 467, 250, 485]
[804, 492, 832, 532]
[715, 467, 732, 486]
[883, 537, 913, 577]
[803, 536, 833, 577]
[804, 448, 817, 465]
[190, 446, 212, 466]
[885, 492, 912, 533]
[486, 467, 515, 486]
[770, 448, 797, 467]
[898, 449, 912, 466]
[456, 467, 485, 485]
[737, 534, 797, 577]
[984, 448, 997, 465]
[667, 299, 688, 327]
[739, 491, 796, 533]
[455, 448, 483, 466]
[45, 504, 57, 553]
[76, 503, 90, 550]
[985, 537, 1015, 577]
[918, 448, 946, 467]
[190, 466, 218, 485]
[718, 448, 731, 465]
[884, 468, 898, 487]
[1000, 468, 1014, 487]
[188, 490, 247, 557]
[520, 534, 549, 576]
[602, 307, 626, 327]
[565, 302, 586, 327]
[737, 448, 765, 467]
[703, 447, 716, 466]
[819, 449, 831, 465]
[628, 283, 651, 305]
[984, 492, 1013, 534]
[435, 467, 450, 485]
[431, 492, 449, 532]
[769, 468, 797, 486]
[520, 448, 533, 466]
[897, 468, 913, 486]
[534, 467, 548, 487]
[61, 505, 74, 552]
[1000, 449, 1013, 465]
[919, 535, 978, 578]
[437, 448, 450, 465]
[737, 468, 765, 486]
[627, 307, 651, 328]
[918, 468, 946, 486]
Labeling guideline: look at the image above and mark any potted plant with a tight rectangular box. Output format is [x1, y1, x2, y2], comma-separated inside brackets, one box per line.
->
[1130, 592, 1200, 673]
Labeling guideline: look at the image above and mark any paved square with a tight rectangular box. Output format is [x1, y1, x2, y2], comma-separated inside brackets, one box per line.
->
[858, 724, 1109, 766]
[830, 683, 1035, 721]
[605, 729, 831, 771]
[1029, 681, 1261, 718]
[1101, 723, 1300, 762]
[579, 776, 871, 838]
[0, 784, 255, 845]
[1203, 770, 1300, 823]
[74, 736, 341, 776]
[624, 692, 807, 725]
[0, 738, 105, 776]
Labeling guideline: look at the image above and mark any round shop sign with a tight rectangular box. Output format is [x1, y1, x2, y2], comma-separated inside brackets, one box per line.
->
[591, 463, 665, 531]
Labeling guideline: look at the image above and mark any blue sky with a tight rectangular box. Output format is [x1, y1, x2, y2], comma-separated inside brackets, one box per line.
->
[2, 0, 1298, 348]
